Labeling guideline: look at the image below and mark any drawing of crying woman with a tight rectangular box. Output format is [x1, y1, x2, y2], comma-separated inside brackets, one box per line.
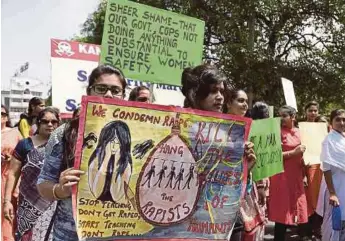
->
[88, 120, 134, 205]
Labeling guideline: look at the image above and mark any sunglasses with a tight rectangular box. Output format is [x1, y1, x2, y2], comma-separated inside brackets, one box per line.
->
[40, 119, 59, 125]
[89, 84, 123, 96]
[1, 112, 8, 117]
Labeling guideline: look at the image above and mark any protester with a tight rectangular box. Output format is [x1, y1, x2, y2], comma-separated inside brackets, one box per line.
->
[316, 109, 345, 241]
[249, 101, 271, 241]
[3, 107, 60, 241]
[226, 93, 264, 241]
[269, 105, 309, 241]
[37, 65, 127, 241]
[305, 101, 319, 122]
[181, 67, 256, 241]
[1, 105, 22, 241]
[17, 97, 45, 138]
[303, 101, 323, 240]
[128, 86, 151, 103]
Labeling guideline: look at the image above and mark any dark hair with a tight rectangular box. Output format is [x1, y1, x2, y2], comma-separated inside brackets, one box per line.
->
[304, 101, 319, 111]
[330, 109, 345, 123]
[315, 115, 328, 123]
[62, 65, 127, 171]
[279, 105, 297, 116]
[128, 86, 150, 101]
[36, 107, 60, 133]
[88, 121, 132, 201]
[87, 65, 127, 97]
[251, 102, 270, 120]
[28, 97, 44, 117]
[223, 89, 246, 113]
[181, 64, 232, 109]
[72, 107, 81, 119]
[1, 105, 12, 127]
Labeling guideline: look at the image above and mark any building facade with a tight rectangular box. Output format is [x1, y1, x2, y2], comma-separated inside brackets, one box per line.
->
[1, 77, 45, 125]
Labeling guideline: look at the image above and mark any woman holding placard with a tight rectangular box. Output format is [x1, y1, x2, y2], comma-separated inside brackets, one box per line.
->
[181, 66, 256, 241]
[36, 65, 128, 241]
[268, 105, 309, 241]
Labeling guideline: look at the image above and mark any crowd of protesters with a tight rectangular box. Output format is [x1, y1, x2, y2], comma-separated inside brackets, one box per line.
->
[1, 64, 344, 241]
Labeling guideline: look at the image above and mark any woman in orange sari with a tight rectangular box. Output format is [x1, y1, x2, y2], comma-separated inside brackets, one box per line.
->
[1, 105, 22, 241]
[304, 101, 323, 240]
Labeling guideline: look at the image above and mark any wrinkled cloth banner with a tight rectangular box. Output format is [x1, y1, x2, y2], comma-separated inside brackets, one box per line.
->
[72, 96, 252, 241]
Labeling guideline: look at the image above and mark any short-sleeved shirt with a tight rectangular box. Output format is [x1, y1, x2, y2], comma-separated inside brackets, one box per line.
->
[37, 124, 78, 241]
[13, 138, 34, 166]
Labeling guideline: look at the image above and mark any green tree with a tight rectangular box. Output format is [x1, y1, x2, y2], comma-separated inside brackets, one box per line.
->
[74, 0, 345, 114]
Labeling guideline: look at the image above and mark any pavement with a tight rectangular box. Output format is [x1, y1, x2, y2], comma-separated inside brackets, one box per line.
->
[264, 221, 301, 241]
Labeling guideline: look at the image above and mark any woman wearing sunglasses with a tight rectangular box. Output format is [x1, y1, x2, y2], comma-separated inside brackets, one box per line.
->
[37, 65, 127, 241]
[1, 105, 22, 241]
[3, 107, 60, 241]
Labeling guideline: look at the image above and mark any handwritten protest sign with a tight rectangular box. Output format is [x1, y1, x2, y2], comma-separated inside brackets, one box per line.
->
[248, 118, 283, 181]
[73, 96, 251, 240]
[100, 0, 205, 86]
[281, 77, 298, 111]
[299, 122, 328, 165]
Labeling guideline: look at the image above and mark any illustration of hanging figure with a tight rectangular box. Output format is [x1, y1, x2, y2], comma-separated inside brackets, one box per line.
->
[183, 164, 195, 190]
[141, 162, 156, 188]
[173, 163, 184, 190]
[154, 160, 167, 188]
[165, 163, 176, 188]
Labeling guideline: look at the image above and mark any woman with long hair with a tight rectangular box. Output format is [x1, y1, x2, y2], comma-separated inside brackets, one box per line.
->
[181, 65, 256, 241]
[3, 107, 60, 241]
[18, 97, 45, 138]
[268, 105, 309, 241]
[37, 65, 127, 241]
[1, 105, 22, 241]
[88, 120, 132, 203]
[316, 109, 345, 241]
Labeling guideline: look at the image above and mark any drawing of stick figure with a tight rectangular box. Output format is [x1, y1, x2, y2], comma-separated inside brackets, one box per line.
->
[141, 165, 155, 188]
[154, 165, 167, 188]
[165, 165, 176, 188]
[183, 165, 195, 190]
[174, 167, 185, 190]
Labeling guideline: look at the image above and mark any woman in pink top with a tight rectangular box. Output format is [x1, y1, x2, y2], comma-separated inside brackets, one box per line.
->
[1, 105, 22, 241]
[268, 105, 309, 241]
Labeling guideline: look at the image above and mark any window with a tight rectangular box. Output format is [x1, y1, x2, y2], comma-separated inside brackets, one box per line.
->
[10, 107, 26, 113]
[31, 91, 42, 96]
[23, 99, 30, 103]
[11, 90, 22, 94]
[11, 98, 22, 103]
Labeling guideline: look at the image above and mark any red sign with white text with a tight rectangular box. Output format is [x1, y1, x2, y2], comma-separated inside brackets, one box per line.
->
[51, 39, 100, 62]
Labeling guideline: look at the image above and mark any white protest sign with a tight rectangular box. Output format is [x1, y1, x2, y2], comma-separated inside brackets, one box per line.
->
[51, 39, 185, 118]
[281, 77, 298, 111]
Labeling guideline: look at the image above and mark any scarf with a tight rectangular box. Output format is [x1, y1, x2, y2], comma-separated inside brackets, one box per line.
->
[321, 130, 345, 172]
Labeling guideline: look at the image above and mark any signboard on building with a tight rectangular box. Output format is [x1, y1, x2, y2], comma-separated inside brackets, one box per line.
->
[50, 39, 185, 118]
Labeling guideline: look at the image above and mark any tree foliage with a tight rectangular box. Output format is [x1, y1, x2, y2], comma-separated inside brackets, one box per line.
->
[73, 0, 345, 113]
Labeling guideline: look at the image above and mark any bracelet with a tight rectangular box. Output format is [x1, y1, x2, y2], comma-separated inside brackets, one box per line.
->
[52, 184, 63, 200]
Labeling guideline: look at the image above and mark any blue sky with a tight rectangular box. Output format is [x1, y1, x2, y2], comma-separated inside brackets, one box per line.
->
[1, 0, 100, 92]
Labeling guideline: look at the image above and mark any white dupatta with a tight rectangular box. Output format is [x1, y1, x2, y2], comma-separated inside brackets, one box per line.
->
[321, 130, 345, 172]
[317, 130, 345, 241]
